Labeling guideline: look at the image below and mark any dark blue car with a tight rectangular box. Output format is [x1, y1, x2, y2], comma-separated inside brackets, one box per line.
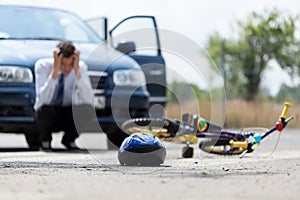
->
[0, 5, 166, 148]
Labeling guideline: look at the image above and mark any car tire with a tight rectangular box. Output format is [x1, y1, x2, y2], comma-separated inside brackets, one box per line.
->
[24, 131, 40, 150]
[103, 123, 130, 149]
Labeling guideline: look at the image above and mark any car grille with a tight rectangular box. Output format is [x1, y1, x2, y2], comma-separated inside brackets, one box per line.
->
[88, 71, 108, 90]
[0, 106, 33, 117]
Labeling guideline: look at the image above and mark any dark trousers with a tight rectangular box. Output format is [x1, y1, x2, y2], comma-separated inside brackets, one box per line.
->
[35, 105, 94, 143]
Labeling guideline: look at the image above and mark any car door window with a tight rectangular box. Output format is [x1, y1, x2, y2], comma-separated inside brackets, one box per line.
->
[110, 17, 159, 56]
[85, 17, 107, 40]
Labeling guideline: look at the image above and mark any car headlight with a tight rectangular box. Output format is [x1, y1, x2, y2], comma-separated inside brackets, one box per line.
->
[113, 69, 146, 86]
[0, 66, 33, 83]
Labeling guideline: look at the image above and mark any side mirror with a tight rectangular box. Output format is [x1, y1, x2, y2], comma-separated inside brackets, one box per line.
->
[116, 41, 136, 54]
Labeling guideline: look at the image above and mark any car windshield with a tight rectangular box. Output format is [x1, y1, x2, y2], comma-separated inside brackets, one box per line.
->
[0, 6, 102, 43]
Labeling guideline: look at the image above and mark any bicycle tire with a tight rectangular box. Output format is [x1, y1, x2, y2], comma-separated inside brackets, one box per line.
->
[122, 118, 180, 138]
[199, 139, 244, 155]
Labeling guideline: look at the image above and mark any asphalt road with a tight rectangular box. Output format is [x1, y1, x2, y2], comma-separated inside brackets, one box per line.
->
[0, 129, 299, 200]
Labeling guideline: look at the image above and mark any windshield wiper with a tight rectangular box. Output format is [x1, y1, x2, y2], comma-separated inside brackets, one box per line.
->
[25, 37, 64, 40]
[0, 37, 20, 40]
[0, 37, 64, 40]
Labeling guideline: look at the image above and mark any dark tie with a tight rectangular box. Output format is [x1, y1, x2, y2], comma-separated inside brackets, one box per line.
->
[55, 74, 64, 105]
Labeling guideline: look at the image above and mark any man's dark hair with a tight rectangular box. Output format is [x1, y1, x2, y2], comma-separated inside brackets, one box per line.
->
[57, 41, 75, 57]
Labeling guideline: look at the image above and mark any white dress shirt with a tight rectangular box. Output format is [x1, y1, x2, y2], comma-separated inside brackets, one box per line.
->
[34, 58, 94, 111]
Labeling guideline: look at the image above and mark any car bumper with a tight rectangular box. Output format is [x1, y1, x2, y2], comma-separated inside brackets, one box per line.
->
[0, 87, 149, 133]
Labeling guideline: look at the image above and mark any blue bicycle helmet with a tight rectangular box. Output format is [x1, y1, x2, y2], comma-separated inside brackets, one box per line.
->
[118, 133, 166, 166]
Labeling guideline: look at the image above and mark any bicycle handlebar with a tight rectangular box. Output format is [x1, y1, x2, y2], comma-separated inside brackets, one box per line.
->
[279, 102, 292, 119]
[229, 102, 292, 150]
[276, 102, 292, 131]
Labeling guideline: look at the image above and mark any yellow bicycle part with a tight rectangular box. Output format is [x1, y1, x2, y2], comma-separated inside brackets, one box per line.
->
[127, 127, 168, 135]
[174, 135, 198, 144]
[202, 145, 244, 155]
[280, 102, 291, 119]
[229, 140, 248, 150]
[127, 127, 198, 144]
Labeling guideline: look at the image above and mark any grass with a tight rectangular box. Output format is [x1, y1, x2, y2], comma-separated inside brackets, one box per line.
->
[165, 99, 299, 128]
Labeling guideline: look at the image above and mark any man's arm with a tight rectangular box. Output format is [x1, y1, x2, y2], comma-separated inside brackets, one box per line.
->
[73, 50, 82, 79]
[51, 48, 61, 79]
[36, 48, 62, 104]
[34, 59, 58, 110]
[74, 61, 94, 105]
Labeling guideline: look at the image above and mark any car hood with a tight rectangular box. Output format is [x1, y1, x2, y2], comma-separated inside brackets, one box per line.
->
[0, 40, 139, 72]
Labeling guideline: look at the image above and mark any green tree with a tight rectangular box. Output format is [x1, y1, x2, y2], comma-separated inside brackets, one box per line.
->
[275, 84, 300, 103]
[206, 8, 300, 101]
[207, 33, 246, 99]
[167, 81, 209, 102]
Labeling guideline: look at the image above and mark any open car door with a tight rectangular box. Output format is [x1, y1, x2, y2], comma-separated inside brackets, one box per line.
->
[109, 16, 167, 109]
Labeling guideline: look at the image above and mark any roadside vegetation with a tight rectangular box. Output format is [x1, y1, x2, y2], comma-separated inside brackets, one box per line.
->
[166, 97, 300, 128]
[165, 7, 300, 128]
[206, 8, 300, 102]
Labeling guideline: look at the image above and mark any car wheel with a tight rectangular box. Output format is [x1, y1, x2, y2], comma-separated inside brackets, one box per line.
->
[103, 123, 129, 149]
[24, 131, 40, 150]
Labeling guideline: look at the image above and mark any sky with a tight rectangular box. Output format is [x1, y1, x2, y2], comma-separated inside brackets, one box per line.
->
[1, 0, 300, 95]
[2, 0, 299, 43]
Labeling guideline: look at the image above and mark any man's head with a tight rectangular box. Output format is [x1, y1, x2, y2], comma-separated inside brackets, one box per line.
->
[56, 41, 76, 75]
[57, 41, 75, 57]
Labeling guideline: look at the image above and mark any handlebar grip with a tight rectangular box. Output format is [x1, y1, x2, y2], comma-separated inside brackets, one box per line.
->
[229, 140, 248, 149]
[279, 102, 292, 119]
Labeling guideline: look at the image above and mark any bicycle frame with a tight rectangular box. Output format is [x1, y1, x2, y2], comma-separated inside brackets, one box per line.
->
[122, 102, 293, 158]
[169, 102, 293, 157]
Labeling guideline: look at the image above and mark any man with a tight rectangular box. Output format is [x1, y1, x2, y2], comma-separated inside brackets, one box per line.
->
[34, 41, 94, 150]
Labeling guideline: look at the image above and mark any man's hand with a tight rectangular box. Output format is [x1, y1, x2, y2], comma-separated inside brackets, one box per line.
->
[73, 50, 81, 79]
[52, 48, 62, 79]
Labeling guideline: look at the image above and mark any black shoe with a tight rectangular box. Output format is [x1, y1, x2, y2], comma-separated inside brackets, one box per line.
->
[62, 141, 80, 150]
[40, 141, 52, 152]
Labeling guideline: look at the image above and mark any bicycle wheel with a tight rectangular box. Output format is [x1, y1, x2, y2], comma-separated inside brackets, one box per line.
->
[122, 118, 180, 140]
[199, 139, 244, 155]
